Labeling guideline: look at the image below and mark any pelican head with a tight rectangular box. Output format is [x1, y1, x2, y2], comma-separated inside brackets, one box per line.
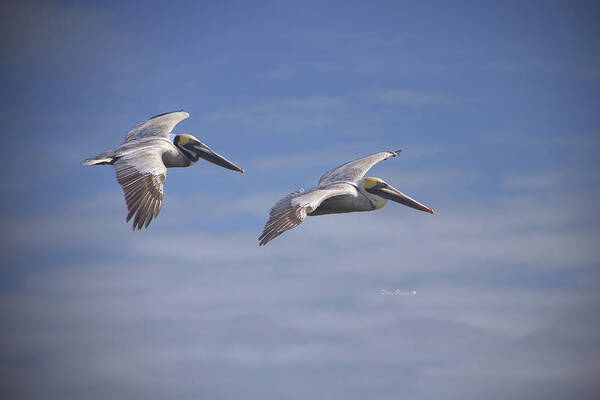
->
[360, 177, 434, 213]
[174, 134, 244, 172]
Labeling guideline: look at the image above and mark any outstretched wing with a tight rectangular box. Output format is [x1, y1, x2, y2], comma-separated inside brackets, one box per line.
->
[259, 183, 356, 246]
[125, 111, 189, 142]
[318, 150, 401, 186]
[113, 151, 166, 229]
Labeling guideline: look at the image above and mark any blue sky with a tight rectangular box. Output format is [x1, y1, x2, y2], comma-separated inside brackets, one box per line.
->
[1, 0, 599, 398]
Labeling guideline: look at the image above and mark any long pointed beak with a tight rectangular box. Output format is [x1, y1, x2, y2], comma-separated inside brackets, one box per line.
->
[191, 141, 244, 173]
[377, 185, 434, 214]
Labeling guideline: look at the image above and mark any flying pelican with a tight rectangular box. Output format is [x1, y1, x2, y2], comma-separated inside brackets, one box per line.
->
[83, 111, 244, 229]
[259, 150, 433, 246]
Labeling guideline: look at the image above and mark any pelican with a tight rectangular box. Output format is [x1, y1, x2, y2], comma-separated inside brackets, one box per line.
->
[83, 111, 244, 229]
[259, 150, 433, 246]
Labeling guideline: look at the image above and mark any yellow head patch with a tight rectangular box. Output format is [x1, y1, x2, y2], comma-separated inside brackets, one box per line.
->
[363, 177, 385, 189]
[175, 134, 197, 146]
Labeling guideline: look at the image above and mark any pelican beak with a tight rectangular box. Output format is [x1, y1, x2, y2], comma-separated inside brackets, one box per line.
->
[376, 183, 434, 214]
[190, 140, 244, 173]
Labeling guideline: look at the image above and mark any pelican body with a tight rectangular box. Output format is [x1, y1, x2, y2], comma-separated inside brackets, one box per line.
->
[259, 150, 433, 246]
[83, 111, 244, 229]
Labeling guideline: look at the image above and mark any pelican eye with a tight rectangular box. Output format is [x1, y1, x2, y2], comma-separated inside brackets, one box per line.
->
[365, 180, 386, 193]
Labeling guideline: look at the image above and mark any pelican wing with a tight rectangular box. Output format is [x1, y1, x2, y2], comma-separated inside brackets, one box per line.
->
[125, 110, 190, 142]
[318, 150, 401, 186]
[113, 151, 166, 229]
[259, 183, 355, 246]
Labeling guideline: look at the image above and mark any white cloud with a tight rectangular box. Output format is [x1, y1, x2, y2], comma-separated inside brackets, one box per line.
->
[204, 96, 343, 126]
[503, 169, 600, 191]
[376, 89, 458, 106]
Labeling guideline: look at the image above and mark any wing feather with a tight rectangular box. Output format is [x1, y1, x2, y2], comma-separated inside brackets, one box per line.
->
[125, 110, 189, 142]
[114, 151, 166, 230]
[259, 184, 355, 246]
[318, 150, 401, 185]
